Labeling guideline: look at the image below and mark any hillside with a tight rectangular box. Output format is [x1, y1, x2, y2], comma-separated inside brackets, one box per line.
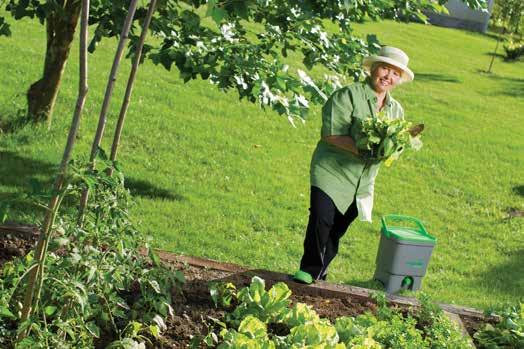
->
[0, 17, 522, 309]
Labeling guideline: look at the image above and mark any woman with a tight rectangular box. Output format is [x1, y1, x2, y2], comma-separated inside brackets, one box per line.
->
[294, 46, 415, 284]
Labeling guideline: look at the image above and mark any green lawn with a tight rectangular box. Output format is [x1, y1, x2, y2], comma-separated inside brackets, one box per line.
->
[1, 16, 523, 310]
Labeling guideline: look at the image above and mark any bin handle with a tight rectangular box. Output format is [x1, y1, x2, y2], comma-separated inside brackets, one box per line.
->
[381, 214, 429, 237]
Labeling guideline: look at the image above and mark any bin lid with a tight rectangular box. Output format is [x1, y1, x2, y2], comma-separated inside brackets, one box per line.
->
[384, 227, 436, 244]
[381, 215, 437, 244]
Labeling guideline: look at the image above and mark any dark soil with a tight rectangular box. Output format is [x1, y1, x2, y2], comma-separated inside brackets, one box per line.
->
[0, 231, 38, 266]
[0, 229, 490, 348]
[158, 260, 382, 348]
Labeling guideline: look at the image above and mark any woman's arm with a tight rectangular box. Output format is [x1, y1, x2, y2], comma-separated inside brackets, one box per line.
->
[323, 135, 360, 156]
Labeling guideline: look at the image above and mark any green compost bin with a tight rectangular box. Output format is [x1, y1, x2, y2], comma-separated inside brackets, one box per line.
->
[374, 215, 436, 294]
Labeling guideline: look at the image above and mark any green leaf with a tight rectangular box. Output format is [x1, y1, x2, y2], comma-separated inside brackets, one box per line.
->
[0, 305, 16, 319]
[238, 315, 268, 339]
[0, 17, 11, 37]
[44, 305, 57, 316]
[211, 8, 226, 24]
[148, 280, 161, 294]
[86, 322, 101, 338]
[267, 282, 291, 305]
[148, 248, 161, 267]
[149, 324, 160, 338]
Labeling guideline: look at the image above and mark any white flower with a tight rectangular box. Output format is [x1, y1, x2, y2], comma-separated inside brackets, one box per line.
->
[295, 94, 309, 108]
[220, 23, 237, 42]
[260, 81, 277, 105]
[319, 31, 330, 47]
[234, 75, 248, 90]
[268, 24, 282, 35]
[297, 69, 314, 86]
[276, 95, 289, 107]
[324, 74, 343, 89]
[297, 69, 328, 101]
[196, 41, 207, 53]
[290, 6, 301, 17]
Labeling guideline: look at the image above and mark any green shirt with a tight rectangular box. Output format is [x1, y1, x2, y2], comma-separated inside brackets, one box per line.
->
[310, 80, 404, 222]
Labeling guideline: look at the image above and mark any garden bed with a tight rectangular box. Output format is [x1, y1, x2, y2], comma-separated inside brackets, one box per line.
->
[0, 224, 492, 348]
[154, 252, 491, 348]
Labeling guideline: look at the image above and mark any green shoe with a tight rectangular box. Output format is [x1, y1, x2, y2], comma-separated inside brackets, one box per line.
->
[293, 270, 313, 284]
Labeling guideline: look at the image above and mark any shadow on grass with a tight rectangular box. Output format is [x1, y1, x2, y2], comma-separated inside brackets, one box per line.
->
[513, 185, 524, 197]
[484, 74, 524, 97]
[0, 151, 184, 219]
[484, 51, 505, 59]
[415, 73, 461, 83]
[476, 249, 524, 298]
[0, 110, 32, 134]
[125, 177, 185, 201]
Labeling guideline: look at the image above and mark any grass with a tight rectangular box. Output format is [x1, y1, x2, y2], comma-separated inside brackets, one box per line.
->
[1, 15, 523, 310]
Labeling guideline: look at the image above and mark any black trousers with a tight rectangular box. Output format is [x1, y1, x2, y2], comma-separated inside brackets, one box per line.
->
[299, 186, 358, 280]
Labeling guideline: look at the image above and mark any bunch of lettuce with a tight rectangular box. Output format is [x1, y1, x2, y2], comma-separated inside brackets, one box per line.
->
[356, 114, 423, 167]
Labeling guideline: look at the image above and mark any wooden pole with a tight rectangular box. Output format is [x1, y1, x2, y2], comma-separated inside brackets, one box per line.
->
[487, 27, 506, 73]
[109, 0, 158, 175]
[19, 0, 90, 328]
[78, 0, 139, 225]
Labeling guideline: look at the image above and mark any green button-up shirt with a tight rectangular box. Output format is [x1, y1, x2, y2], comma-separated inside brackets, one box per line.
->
[310, 80, 404, 222]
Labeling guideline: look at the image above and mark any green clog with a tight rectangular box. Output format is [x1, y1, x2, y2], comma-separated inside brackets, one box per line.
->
[293, 270, 313, 284]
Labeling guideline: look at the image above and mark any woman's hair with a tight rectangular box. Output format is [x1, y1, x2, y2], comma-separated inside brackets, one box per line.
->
[370, 62, 381, 74]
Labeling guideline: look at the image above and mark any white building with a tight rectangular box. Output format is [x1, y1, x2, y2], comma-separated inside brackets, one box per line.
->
[427, 0, 495, 33]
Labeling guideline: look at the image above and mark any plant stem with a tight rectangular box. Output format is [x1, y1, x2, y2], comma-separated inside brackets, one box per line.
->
[78, 0, 139, 225]
[109, 0, 158, 176]
[18, 0, 91, 335]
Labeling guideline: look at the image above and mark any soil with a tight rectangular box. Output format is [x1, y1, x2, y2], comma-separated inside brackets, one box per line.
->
[0, 228, 490, 348]
[0, 231, 38, 266]
[160, 260, 381, 348]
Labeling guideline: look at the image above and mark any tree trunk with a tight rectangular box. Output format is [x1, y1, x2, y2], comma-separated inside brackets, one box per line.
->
[27, 1, 81, 126]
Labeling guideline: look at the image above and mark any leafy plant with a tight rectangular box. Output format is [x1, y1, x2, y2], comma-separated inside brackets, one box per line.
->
[202, 278, 472, 349]
[474, 302, 524, 349]
[503, 39, 524, 60]
[0, 157, 185, 347]
[356, 113, 423, 167]
[210, 282, 237, 308]
[228, 277, 291, 325]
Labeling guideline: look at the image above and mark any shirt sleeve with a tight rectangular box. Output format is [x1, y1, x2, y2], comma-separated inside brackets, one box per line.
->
[321, 87, 354, 137]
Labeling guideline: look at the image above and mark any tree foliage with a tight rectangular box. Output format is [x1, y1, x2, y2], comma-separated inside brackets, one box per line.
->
[491, 0, 523, 35]
[0, 0, 487, 124]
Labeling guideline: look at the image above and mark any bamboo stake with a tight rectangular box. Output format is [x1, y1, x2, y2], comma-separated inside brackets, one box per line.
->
[109, 0, 158, 175]
[19, 0, 90, 328]
[78, 0, 139, 225]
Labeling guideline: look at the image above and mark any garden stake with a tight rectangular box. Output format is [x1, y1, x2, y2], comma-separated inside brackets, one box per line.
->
[19, 0, 90, 333]
[109, 0, 158, 176]
[78, 0, 139, 226]
[487, 27, 505, 73]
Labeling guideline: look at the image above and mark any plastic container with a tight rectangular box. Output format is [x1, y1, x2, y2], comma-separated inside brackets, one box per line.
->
[374, 215, 436, 293]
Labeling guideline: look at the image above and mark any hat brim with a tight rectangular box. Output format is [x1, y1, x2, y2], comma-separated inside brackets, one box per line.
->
[363, 56, 414, 83]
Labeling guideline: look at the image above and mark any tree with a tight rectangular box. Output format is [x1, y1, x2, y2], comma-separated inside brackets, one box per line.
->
[0, 0, 486, 126]
[491, 0, 523, 35]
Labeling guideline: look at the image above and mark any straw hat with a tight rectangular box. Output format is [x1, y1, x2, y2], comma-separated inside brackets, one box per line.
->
[362, 46, 414, 83]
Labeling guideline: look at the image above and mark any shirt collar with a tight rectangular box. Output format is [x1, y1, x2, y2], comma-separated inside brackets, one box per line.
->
[364, 78, 393, 108]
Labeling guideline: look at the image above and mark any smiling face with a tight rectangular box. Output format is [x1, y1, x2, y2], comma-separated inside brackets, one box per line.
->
[370, 63, 403, 94]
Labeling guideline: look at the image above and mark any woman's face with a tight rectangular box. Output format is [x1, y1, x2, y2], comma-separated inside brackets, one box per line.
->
[371, 63, 402, 94]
